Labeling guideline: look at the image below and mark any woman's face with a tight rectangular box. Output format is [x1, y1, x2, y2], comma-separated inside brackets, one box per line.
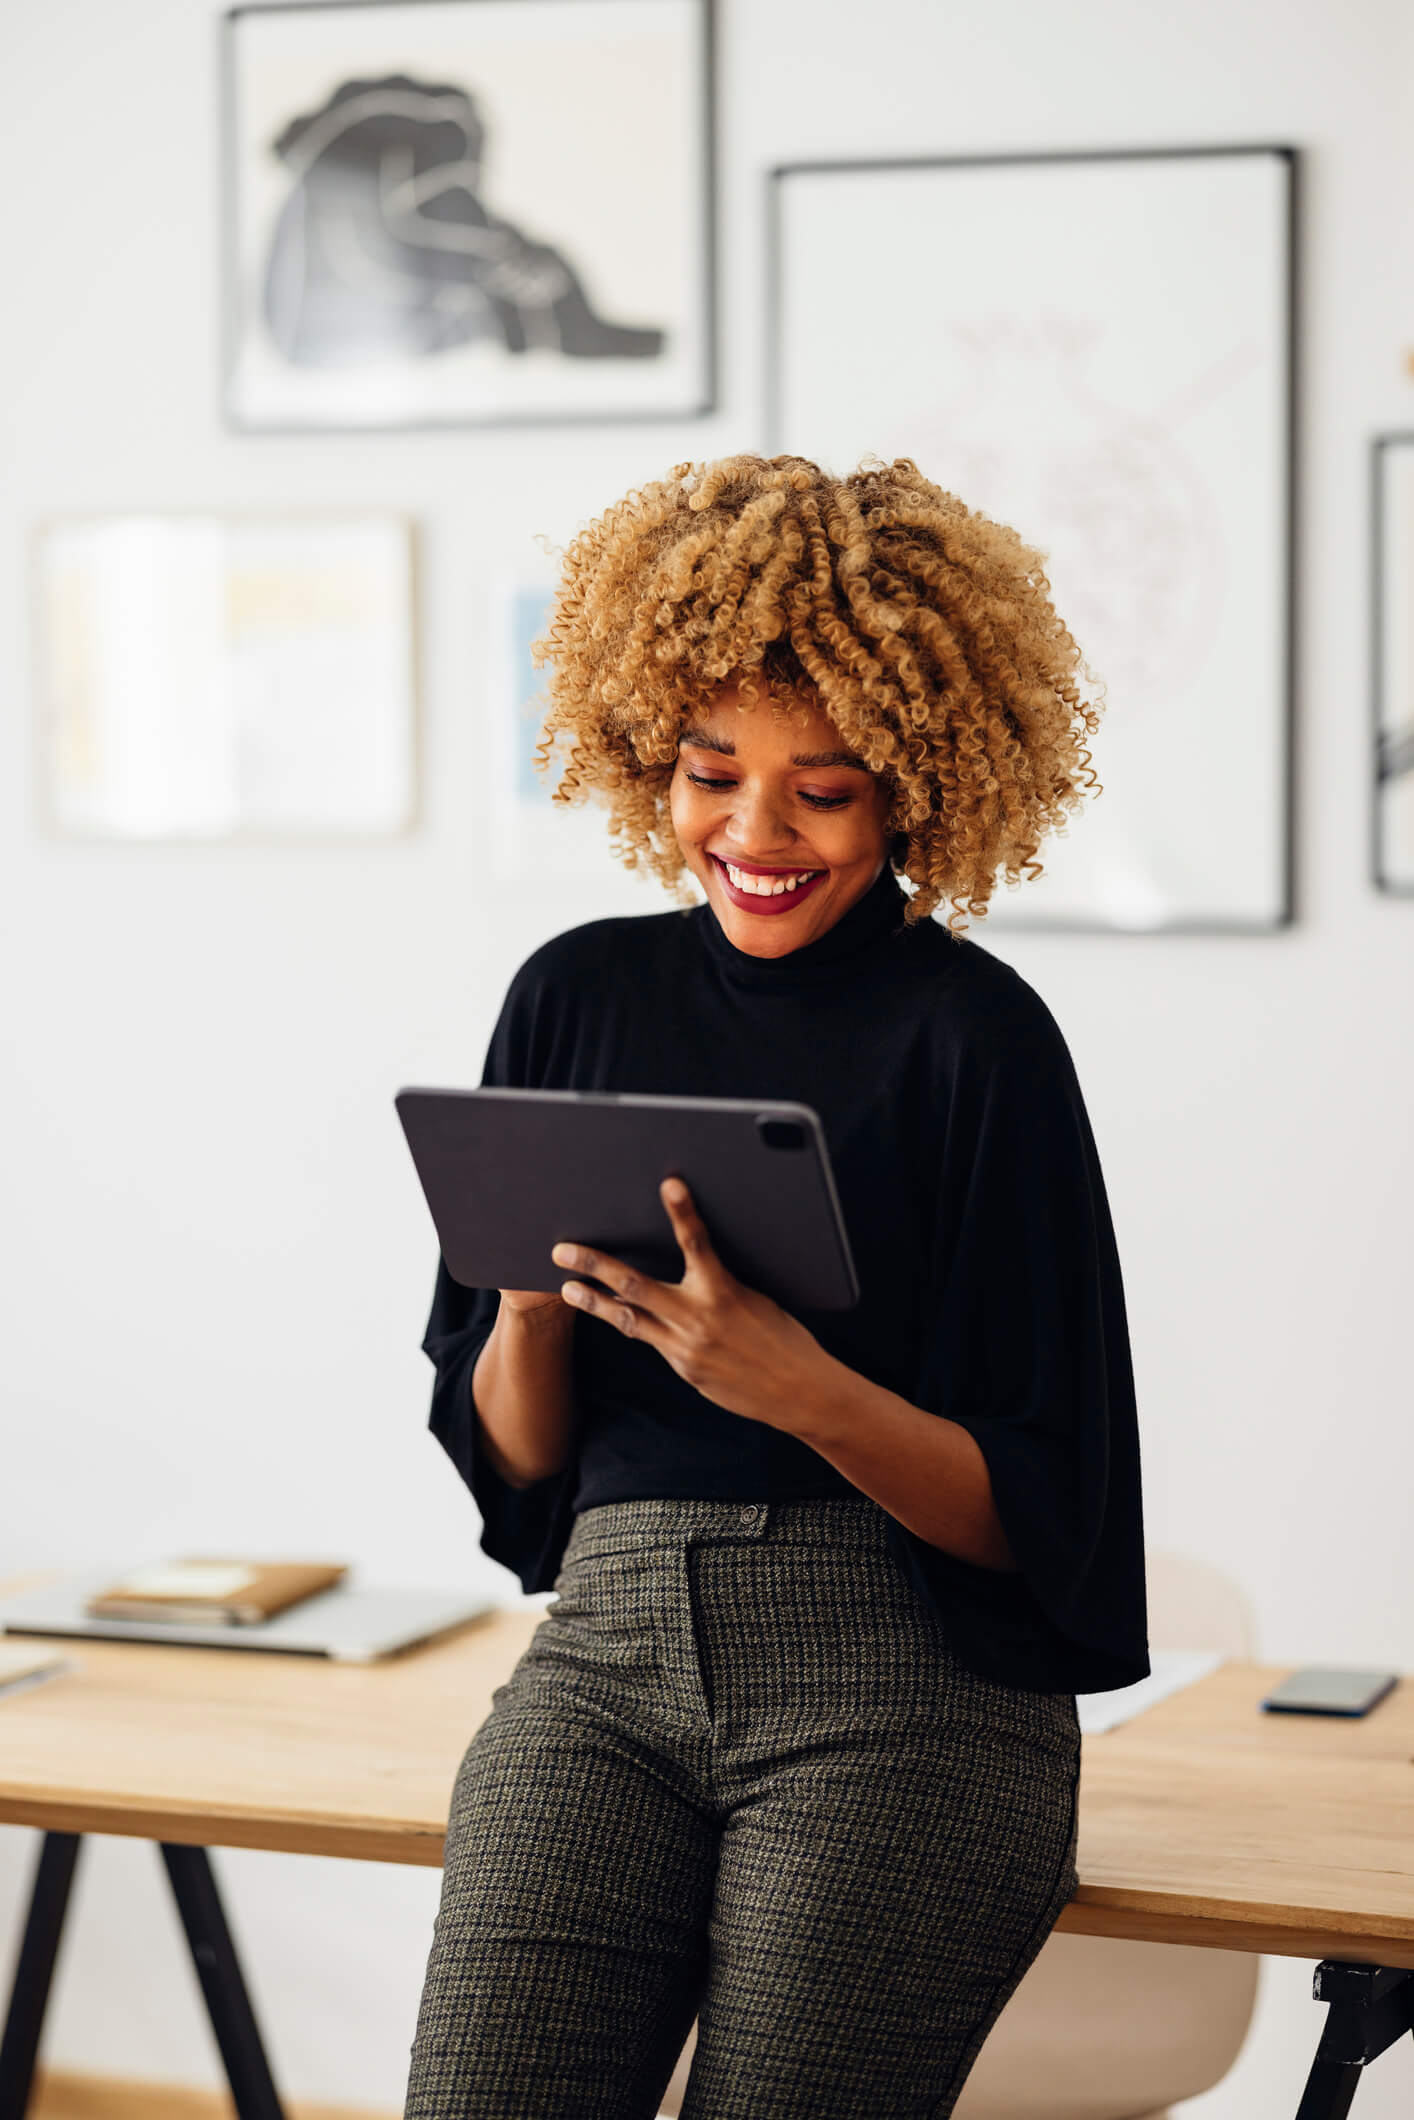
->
[668, 681, 893, 958]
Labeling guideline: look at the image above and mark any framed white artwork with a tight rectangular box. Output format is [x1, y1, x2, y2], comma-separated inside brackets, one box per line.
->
[223, 0, 716, 431]
[768, 146, 1296, 933]
[1374, 434, 1414, 895]
[37, 514, 418, 840]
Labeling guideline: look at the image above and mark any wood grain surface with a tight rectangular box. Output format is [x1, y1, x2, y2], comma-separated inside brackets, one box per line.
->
[29, 2065, 391, 2120]
[2, 1584, 1411, 1967]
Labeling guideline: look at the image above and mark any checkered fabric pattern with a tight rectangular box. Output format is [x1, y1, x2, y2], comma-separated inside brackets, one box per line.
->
[404, 1495, 1079, 2119]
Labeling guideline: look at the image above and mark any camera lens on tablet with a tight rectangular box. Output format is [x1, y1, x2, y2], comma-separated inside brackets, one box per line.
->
[757, 1118, 807, 1151]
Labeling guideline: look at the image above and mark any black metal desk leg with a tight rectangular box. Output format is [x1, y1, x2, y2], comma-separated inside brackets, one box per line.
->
[1295, 1962, 1414, 2120]
[0, 1830, 83, 2120]
[159, 1844, 286, 2120]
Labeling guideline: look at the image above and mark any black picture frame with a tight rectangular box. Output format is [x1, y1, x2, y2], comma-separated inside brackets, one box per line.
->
[765, 143, 1299, 937]
[1372, 433, 1414, 897]
[221, 0, 718, 434]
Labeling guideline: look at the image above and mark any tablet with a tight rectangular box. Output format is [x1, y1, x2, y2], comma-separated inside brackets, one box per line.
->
[395, 1087, 860, 1312]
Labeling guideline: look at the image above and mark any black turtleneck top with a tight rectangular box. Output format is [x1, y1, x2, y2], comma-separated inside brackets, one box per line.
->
[421, 865, 1149, 1694]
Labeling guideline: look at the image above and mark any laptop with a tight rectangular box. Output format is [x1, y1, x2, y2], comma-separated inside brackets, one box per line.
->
[0, 1570, 494, 1663]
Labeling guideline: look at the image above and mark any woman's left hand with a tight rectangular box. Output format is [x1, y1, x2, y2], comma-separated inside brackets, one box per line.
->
[550, 1179, 832, 1432]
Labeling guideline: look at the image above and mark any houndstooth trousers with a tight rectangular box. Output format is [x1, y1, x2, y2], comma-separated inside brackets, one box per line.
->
[404, 1495, 1080, 2119]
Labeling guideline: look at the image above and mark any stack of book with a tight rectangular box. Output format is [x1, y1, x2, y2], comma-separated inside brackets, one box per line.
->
[84, 1559, 347, 1627]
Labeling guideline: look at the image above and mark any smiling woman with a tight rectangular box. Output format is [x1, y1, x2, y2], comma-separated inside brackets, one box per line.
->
[668, 680, 893, 952]
[406, 452, 1146, 2120]
[529, 451, 1103, 933]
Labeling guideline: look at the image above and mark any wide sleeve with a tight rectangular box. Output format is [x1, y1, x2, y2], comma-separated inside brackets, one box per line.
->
[418, 963, 579, 1596]
[891, 1000, 1150, 1695]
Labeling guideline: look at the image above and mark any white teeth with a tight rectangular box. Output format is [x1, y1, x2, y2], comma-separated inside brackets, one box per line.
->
[723, 862, 819, 897]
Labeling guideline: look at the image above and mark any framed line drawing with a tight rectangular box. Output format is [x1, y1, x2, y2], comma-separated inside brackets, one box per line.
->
[1373, 434, 1414, 895]
[223, 0, 716, 432]
[768, 145, 1297, 934]
[37, 514, 418, 841]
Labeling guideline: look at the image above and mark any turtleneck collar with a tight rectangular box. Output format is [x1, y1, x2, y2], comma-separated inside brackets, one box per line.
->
[691, 861, 912, 990]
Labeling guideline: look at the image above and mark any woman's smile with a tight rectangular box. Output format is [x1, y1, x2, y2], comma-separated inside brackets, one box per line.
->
[669, 679, 893, 956]
[707, 853, 829, 915]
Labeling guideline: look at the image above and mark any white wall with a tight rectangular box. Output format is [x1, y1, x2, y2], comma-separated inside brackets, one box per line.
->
[2, 1, 1411, 2113]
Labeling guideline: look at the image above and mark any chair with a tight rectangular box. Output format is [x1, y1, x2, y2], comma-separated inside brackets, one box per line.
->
[656, 1550, 1260, 2120]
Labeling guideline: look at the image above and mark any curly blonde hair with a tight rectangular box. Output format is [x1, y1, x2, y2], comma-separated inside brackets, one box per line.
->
[530, 453, 1102, 932]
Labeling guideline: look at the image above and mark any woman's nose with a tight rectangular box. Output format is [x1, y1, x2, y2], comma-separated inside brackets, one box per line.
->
[722, 782, 798, 851]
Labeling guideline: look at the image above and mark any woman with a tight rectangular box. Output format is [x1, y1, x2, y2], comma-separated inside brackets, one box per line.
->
[405, 455, 1147, 2120]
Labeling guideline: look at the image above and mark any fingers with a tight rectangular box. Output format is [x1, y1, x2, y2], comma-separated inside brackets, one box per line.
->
[550, 1241, 651, 1307]
[547, 1181, 726, 1349]
[549, 1243, 674, 1346]
[560, 1280, 642, 1336]
[658, 1176, 721, 1273]
[550, 1250, 664, 1347]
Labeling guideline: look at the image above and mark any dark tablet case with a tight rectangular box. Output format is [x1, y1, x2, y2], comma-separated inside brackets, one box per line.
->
[395, 1087, 860, 1312]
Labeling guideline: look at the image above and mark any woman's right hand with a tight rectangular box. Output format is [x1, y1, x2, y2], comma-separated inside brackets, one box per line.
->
[498, 1288, 566, 1314]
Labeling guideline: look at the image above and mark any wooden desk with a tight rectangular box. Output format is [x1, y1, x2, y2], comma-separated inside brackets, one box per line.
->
[2, 1609, 1412, 2119]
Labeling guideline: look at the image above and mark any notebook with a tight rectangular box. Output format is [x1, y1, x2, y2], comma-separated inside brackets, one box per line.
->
[85, 1558, 347, 1626]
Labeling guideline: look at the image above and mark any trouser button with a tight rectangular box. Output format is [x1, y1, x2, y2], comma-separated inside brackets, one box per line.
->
[738, 1504, 764, 1529]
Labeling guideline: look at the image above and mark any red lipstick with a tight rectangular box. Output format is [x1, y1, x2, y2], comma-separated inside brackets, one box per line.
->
[708, 853, 827, 917]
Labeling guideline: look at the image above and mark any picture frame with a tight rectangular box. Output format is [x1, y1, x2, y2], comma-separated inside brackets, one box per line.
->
[222, 0, 717, 433]
[767, 145, 1297, 935]
[35, 512, 419, 842]
[490, 575, 613, 880]
[1372, 434, 1414, 895]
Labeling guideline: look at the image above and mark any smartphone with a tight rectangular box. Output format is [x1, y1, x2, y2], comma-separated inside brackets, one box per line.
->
[1260, 1666, 1399, 1717]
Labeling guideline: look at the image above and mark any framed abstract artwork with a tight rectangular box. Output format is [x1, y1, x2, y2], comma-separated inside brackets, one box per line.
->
[36, 514, 418, 840]
[1373, 434, 1414, 894]
[223, 0, 716, 431]
[768, 145, 1296, 933]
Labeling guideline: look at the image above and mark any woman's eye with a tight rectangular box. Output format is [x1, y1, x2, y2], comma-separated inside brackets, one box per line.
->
[685, 771, 850, 811]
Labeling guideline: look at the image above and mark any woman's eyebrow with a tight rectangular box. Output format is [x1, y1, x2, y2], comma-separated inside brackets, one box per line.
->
[679, 725, 871, 772]
[791, 748, 872, 771]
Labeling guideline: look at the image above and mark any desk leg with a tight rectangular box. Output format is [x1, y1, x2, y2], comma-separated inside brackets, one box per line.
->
[1295, 1962, 1413, 2120]
[159, 1844, 286, 2120]
[0, 1831, 82, 2120]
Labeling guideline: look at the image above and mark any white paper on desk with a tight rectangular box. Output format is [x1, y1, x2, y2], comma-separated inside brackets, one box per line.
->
[0, 1641, 73, 1698]
[1077, 1649, 1225, 1735]
[106, 1562, 258, 1599]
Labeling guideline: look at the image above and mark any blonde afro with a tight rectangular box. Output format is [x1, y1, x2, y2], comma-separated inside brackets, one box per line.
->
[530, 453, 1103, 932]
